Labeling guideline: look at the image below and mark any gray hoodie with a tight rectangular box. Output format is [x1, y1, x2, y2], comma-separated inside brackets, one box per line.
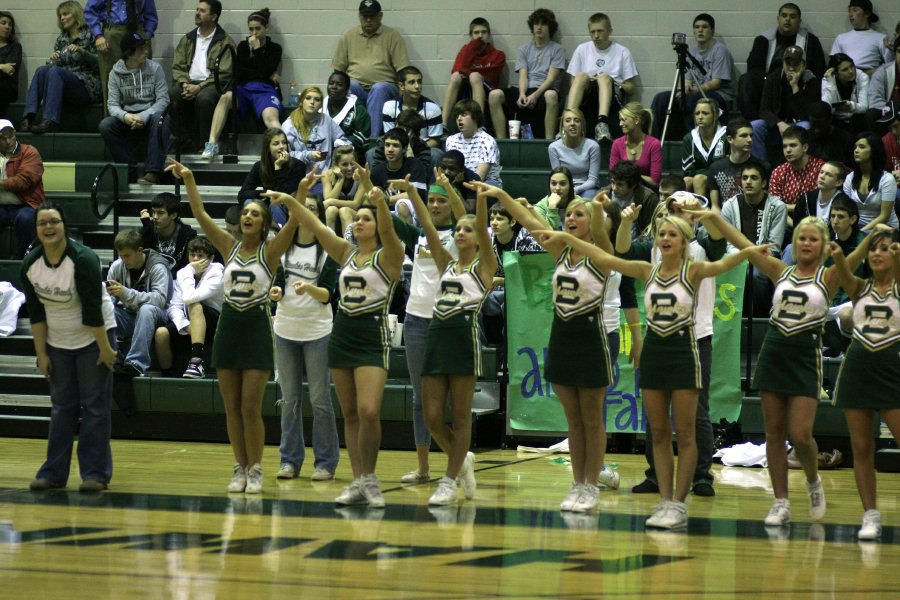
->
[107, 249, 174, 312]
[107, 58, 169, 124]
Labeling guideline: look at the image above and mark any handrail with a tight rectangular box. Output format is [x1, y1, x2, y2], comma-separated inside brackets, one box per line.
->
[213, 43, 240, 161]
[91, 163, 120, 240]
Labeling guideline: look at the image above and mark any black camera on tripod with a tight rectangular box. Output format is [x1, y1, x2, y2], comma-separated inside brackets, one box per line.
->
[671, 33, 688, 49]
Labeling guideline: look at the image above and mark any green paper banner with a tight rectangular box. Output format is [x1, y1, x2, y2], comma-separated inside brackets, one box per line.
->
[505, 252, 746, 434]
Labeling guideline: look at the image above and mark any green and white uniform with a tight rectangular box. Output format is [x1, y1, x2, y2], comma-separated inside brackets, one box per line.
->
[544, 247, 611, 388]
[423, 259, 490, 376]
[641, 260, 701, 390]
[328, 247, 397, 369]
[834, 280, 900, 409]
[213, 241, 275, 370]
[753, 265, 830, 397]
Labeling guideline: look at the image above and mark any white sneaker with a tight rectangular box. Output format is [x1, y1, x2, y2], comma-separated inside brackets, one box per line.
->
[335, 479, 367, 506]
[400, 470, 429, 484]
[571, 483, 599, 513]
[651, 500, 687, 529]
[227, 464, 246, 493]
[594, 121, 611, 142]
[764, 499, 791, 526]
[276, 463, 297, 479]
[807, 475, 826, 520]
[858, 509, 882, 541]
[310, 467, 334, 481]
[361, 474, 385, 508]
[458, 452, 476, 500]
[599, 464, 620, 490]
[428, 476, 459, 506]
[244, 463, 263, 494]
[201, 142, 218, 159]
[645, 501, 670, 528]
[560, 482, 583, 511]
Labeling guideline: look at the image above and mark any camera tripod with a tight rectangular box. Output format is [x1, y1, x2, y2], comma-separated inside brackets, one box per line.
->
[660, 41, 709, 142]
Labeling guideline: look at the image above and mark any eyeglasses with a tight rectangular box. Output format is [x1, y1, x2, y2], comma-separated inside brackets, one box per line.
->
[37, 219, 63, 227]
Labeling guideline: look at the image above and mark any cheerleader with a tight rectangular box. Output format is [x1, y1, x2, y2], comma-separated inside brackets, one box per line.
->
[473, 183, 618, 513]
[535, 218, 761, 528]
[267, 165, 404, 508]
[166, 159, 304, 495]
[830, 230, 900, 540]
[693, 211, 879, 526]
[389, 177, 497, 505]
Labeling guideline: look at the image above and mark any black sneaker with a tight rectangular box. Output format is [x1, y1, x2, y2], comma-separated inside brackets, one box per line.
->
[631, 478, 659, 494]
[692, 482, 715, 497]
[115, 361, 143, 377]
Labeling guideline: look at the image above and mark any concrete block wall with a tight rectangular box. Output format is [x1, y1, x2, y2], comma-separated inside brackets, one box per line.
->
[4, 0, 899, 112]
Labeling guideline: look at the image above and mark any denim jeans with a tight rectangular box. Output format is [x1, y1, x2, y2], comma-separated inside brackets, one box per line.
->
[404, 314, 431, 447]
[275, 333, 339, 474]
[350, 80, 399, 137]
[114, 303, 167, 374]
[0, 204, 35, 258]
[643, 334, 714, 486]
[24, 65, 92, 124]
[36, 330, 116, 485]
[99, 112, 170, 172]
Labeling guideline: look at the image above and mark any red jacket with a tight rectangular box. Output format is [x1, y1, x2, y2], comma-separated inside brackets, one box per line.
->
[3, 143, 45, 210]
[451, 39, 506, 89]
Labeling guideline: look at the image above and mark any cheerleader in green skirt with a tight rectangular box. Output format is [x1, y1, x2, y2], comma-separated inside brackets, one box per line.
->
[535, 218, 762, 529]
[830, 230, 900, 541]
[166, 159, 306, 496]
[268, 164, 405, 509]
[388, 177, 498, 507]
[692, 210, 879, 527]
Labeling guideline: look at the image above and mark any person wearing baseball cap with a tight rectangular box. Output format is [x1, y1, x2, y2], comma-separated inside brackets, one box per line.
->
[332, 0, 410, 137]
[830, 1, 893, 73]
[865, 36, 900, 133]
[751, 44, 821, 163]
[0, 119, 46, 258]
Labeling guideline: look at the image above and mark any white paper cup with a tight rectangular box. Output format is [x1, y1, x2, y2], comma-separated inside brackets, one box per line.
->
[508, 120, 521, 139]
[391, 323, 404, 347]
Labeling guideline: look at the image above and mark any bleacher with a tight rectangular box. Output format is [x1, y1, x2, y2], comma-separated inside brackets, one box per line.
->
[0, 103, 853, 449]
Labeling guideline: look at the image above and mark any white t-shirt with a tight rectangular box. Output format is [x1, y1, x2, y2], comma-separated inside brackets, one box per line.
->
[274, 243, 334, 342]
[566, 41, 637, 84]
[188, 28, 214, 81]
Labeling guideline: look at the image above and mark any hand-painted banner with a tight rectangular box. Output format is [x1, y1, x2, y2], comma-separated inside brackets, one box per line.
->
[505, 252, 746, 434]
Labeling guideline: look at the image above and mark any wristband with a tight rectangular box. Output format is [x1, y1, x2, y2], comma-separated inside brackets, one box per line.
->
[627, 322, 641, 327]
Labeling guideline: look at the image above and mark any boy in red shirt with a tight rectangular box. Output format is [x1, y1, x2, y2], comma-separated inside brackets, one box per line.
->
[441, 18, 505, 129]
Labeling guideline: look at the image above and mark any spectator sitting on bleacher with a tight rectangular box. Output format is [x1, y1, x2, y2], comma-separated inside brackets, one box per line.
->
[224, 204, 241, 240]
[370, 128, 428, 225]
[0, 12, 21, 117]
[750, 45, 820, 163]
[865, 38, 900, 134]
[533, 167, 584, 231]
[98, 32, 168, 185]
[139, 192, 198, 275]
[565, 12, 638, 143]
[768, 126, 825, 224]
[609, 101, 663, 186]
[783, 160, 849, 263]
[0, 119, 44, 258]
[84, 0, 157, 112]
[439, 149, 481, 213]
[168, 0, 235, 154]
[807, 101, 854, 166]
[830, 0, 893, 74]
[324, 70, 371, 161]
[322, 145, 364, 234]
[238, 128, 307, 226]
[202, 8, 283, 160]
[382, 66, 443, 166]
[548, 108, 601, 200]
[282, 86, 349, 172]
[738, 3, 826, 121]
[681, 98, 728, 198]
[602, 161, 659, 237]
[822, 53, 870, 133]
[488, 8, 565, 140]
[650, 13, 735, 141]
[446, 99, 502, 187]
[106, 228, 173, 377]
[20, 1, 100, 135]
[155, 236, 222, 379]
[707, 118, 758, 209]
[441, 17, 505, 131]
[368, 109, 431, 171]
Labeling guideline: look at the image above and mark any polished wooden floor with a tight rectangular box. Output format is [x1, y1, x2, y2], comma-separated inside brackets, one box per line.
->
[1, 437, 899, 599]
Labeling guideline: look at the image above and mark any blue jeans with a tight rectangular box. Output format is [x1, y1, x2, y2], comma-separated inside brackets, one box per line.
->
[750, 119, 810, 162]
[350, 80, 399, 137]
[99, 112, 170, 172]
[114, 303, 167, 374]
[0, 204, 35, 258]
[643, 334, 714, 486]
[24, 66, 92, 124]
[36, 330, 116, 485]
[404, 314, 431, 447]
[276, 333, 339, 473]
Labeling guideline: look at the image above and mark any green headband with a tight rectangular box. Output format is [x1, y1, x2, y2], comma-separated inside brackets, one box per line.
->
[428, 184, 449, 197]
